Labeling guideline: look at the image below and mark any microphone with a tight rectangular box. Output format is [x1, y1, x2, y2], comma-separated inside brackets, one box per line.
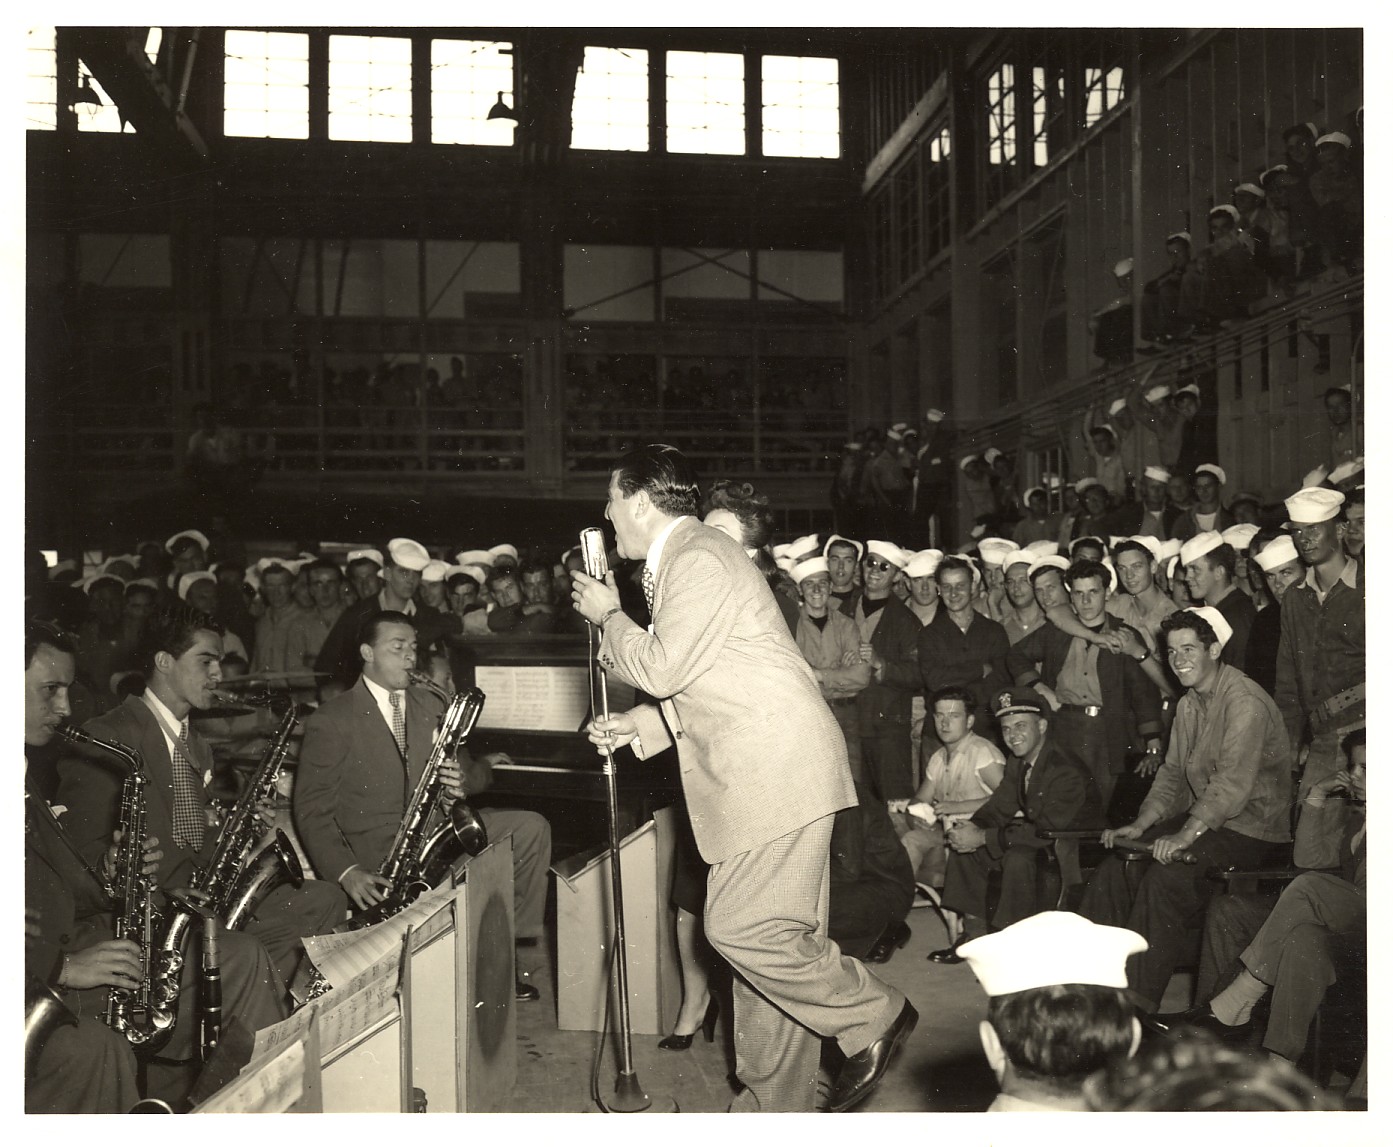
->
[579, 527, 609, 580]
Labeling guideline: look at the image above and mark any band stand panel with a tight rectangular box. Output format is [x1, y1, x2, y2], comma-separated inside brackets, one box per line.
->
[454, 839, 517, 1112]
[193, 1012, 324, 1113]
[551, 807, 680, 1035]
[406, 888, 464, 1113]
[317, 949, 409, 1112]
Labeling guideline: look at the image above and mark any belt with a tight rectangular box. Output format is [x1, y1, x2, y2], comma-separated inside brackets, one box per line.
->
[1058, 703, 1103, 718]
[1312, 683, 1364, 730]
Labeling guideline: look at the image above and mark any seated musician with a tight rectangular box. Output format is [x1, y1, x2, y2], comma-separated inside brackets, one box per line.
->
[27, 620, 284, 1110]
[55, 604, 346, 1001]
[1078, 607, 1293, 1013]
[293, 610, 551, 1002]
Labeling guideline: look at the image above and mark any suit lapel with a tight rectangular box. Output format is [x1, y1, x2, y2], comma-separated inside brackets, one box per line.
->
[356, 678, 408, 777]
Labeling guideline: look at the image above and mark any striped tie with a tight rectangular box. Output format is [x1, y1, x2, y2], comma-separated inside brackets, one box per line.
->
[389, 691, 407, 756]
[641, 565, 655, 613]
[170, 718, 206, 852]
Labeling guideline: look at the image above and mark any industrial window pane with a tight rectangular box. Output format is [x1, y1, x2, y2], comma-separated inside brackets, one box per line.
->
[987, 63, 1016, 165]
[571, 46, 649, 152]
[76, 70, 129, 134]
[328, 34, 412, 143]
[144, 28, 162, 65]
[27, 26, 56, 130]
[666, 50, 744, 156]
[1084, 65, 1127, 128]
[432, 39, 515, 146]
[224, 29, 309, 139]
[761, 55, 839, 158]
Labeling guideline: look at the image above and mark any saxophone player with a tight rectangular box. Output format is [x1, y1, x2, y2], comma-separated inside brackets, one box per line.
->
[25, 620, 281, 1110]
[294, 610, 551, 1001]
[56, 603, 343, 1008]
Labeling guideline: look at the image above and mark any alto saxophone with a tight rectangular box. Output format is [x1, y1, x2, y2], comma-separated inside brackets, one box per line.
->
[57, 724, 181, 1052]
[24, 978, 77, 1077]
[159, 701, 305, 960]
[345, 680, 488, 930]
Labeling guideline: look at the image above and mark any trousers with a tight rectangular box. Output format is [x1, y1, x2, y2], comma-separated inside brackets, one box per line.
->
[244, 878, 349, 989]
[460, 808, 552, 940]
[25, 1014, 141, 1113]
[703, 813, 903, 1112]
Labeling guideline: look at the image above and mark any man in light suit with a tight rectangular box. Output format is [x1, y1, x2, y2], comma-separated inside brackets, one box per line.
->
[571, 444, 917, 1113]
[293, 610, 551, 1001]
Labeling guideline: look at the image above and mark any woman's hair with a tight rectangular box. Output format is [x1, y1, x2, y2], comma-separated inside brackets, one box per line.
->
[702, 479, 775, 549]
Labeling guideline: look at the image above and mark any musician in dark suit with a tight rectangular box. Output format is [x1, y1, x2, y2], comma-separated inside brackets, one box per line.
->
[27, 620, 284, 1110]
[293, 610, 551, 1001]
[571, 444, 916, 1113]
[56, 604, 346, 997]
[934, 688, 1104, 962]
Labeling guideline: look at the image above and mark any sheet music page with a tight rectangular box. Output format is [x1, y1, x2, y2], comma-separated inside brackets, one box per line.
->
[302, 884, 456, 988]
[315, 963, 400, 1052]
[197, 1037, 306, 1113]
[474, 665, 592, 731]
[249, 996, 318, 1061]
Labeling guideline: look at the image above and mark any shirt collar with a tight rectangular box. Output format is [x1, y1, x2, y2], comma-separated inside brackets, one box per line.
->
[1302, 556, 1358, 593]
[142, 687, 184, 734]
[645, 515, 690, 574]
[378, 589, 416, 615]
[362, 674, 399, 706]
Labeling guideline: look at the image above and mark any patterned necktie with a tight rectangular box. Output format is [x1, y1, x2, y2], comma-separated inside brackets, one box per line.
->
[170, 718, 206, 852]
[641, 565, 655, 613]
[389, 691, 407, 756]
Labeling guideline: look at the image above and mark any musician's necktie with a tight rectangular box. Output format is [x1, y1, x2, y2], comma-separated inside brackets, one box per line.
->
[641, 565, 655, 613]
[389, 691, 407, 756]
[170, 718, 206, 852]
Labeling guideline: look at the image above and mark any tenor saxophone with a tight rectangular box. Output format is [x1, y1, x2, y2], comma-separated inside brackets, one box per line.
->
[345, 681, 488, 930]
[24, 978, 77, 1077]
[57, 724, 181, 1052]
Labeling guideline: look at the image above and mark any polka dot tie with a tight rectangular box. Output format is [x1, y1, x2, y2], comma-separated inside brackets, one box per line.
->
[389, 691, 407, 757]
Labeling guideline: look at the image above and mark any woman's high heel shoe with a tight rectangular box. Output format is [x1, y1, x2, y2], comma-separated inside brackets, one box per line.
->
[658, 996, 719, 1051]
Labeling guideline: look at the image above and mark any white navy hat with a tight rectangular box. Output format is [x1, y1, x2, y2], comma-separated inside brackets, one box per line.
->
[1194, 462, 1226, 484]
[924, 408, 946, 423]
[1315, 131, 1351, 149]
[1166, 230, 1192, 245]
[984, 447, 1003, 465]
[977, 538, 1016, 567]
[1128, 535, 1164, 561]
[1108, 397, 1128, 416]
[1182, 605, 1233, 650]
[885, 427, 904, 442]
[82, 572, 126, 595]
[959, 912, 1147, 997]
[999, 549, 1032, 572]
[421, 560, 450, 583]
[1179, 530, 1225, 566]
[1254, 535, 1300, 572]
[453, 549, 492, 568]
[865, 540, 909, 568]
[775, 555, 798, 574]
[904, 549, 944, 579]
[1284, 486, 1345, 526]
[1027, 554, 1070, 578]
[347, 548, 385, 568]
[1113, 257, 1134, 278]
[165, 529, 209, 554]
[387, 538, 431, 571]
[177, 571, 215, 601]
[1209, 204, 1240, 222]
[1144, 383, 1171, 404]
[789, 534, 822, 560]
[1221, 524, 1260, 552]
[792, 557, 829, 584]
[1022, 485, 1046, 504]
[1024, 540, 1060, 557]
[1233, 182, 1266, 199]
[487, 543, 519, 562]
[1156, 538, 1182, 563]
[1075, 476, 1102, 494]
[1328, 458, 1364, 487]
[958, 454, 980, 471]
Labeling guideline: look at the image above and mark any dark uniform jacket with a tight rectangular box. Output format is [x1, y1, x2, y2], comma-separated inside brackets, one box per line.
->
[971, 739, 1104, 861]
[855, 595, 924, 730]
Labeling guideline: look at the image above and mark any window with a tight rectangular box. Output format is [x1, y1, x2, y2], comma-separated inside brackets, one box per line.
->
[143, 27, 162, 66]
[27, 26, 56, 130]
[571, 46, 648, 151]
[892, 154, 921, 283]
[432, 39, 515, 146]
[666, 50, 744, 155]
[328, 34, 412, 143]
[761, 54, 839, 158]
[922, 124, 952, 259]
[1083, 65, 1126, 128]
[1030, 49, 1069, 169]
[224, 29, 309, 139]
[76, 71, 128, 134]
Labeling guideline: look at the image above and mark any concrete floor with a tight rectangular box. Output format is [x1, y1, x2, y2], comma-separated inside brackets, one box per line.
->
[507, 901, 1000, 1113]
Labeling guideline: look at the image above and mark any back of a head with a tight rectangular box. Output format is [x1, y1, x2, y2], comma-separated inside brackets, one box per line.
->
[989, 983, 1136, 1093]
[612, 443, 701, 518]
[702, 479, 775, 549]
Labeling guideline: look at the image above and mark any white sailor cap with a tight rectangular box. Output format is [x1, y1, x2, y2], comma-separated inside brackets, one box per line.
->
[1179, 530, 1225, 566]
[1259, 164, 1289, 186]
[1253, 535, 1300, 572]
[1176, 383, 1202, 401]
[1027, 554, 1071, 578]
[959, 912, 1147, 997]
[1156, 537, 1182, 563]
[1315, 131, 1351, 149]
[1089, 423, 1117, 440]
[1070, 535, 1106, 555]
[771, 543, 795, 560]
[948, 553, 982, 585]
[1328, 458, 1364, 487]
[789, 534, 822, 560]
[1097, 558, 1119, 593]
[891, 421, 909, 434]
[999, 549, 1033, 572]
[1166, 230, 1192, 246]
[1194, 462, 1226, 484]
[1284, 486, 1345, 526]
[165, 529, 209, 554]
[1283, 121, 1318, 141]
[1128, 535, 1164, 562]
[1144, 383, 1172, 405]
[1075, 476, 1103, 494]
[487, 543, 519, 563]
[1108, 397, 1129, 416]
[102, 554, 139, 576]
[1301, 463, 1330, 488]
[813, 535, 858, 560]
[775, 555, 798, 574]
[844, 441, 864, 451]
[82, 572, 126, 595]
[865, 540, 909, 568]
[977, 538, 1016, 567]
[1233, 182, 1266, 199]
[885, 427, 904, 442]
[460, 565, 489, 586]
[1024, 540, 1060, 557]
[1113, 257, 1134, 278]
[128, 577, 160, 591]
[1209, 204, 1241, 222]
[792, 556, 829, 584]
[905, 549, 945, 578]
[924, 408, 947, 423]
[1182, 605, 1233, 650]
[958, 454, 980, 471]
[970, 524, 987, 540]
[46, 558, 77, 581]
[177, 571, 215, 600]
[387, 538, 431, 571]
[983, 447, 1003, 465]
[1022, 485, 1047, 504]
[443, 564, 476, 585]
[1221, 524, 1260, 552]
[346, 548, 385, 568]
[421, 559, 450, 583]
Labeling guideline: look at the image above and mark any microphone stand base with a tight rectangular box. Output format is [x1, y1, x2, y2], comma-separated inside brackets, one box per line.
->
[602, 1071, 678, 1113]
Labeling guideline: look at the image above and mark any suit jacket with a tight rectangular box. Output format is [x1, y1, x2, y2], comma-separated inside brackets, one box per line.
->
[57, 694, 221, 890]
[971, 738, 1104, 860]
[855, 594, 923, 731]
[1105, 500, 1182, 539]
[598, 517, 855, 863]
[294, 679, 452, 881]
[1007, 618, 1163, 772]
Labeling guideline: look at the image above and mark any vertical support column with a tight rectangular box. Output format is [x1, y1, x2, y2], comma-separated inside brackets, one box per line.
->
[519, 188, 565, 487]
[169, 193, 216, 485]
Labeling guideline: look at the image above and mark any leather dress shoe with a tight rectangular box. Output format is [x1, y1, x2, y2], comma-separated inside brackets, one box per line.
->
[865, 920, 911, 964]
[1148, 1003, 1251, 1042]
[827, 1000, 918, 1112]
[515, 979, 540, 1002]
[927, 943, 964, 964]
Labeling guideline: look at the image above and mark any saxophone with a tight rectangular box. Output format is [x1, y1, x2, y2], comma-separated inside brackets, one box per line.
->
[345, 680, 488, 930]
[158, 702, 305, 960]
[24, 978, 77, 1077]
[57, 724, 181, 1052]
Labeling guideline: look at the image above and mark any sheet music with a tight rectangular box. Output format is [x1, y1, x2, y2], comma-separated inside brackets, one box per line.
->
[316, 963, 400, 1052]
[474, 665, 593, 731]
[249, 997, 318, 1061]
[197, 1037, 306, 1113]
[302, 884, 456, 988]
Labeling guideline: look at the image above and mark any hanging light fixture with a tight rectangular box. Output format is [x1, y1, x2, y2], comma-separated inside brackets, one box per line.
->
[486, 90, 516, 121]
